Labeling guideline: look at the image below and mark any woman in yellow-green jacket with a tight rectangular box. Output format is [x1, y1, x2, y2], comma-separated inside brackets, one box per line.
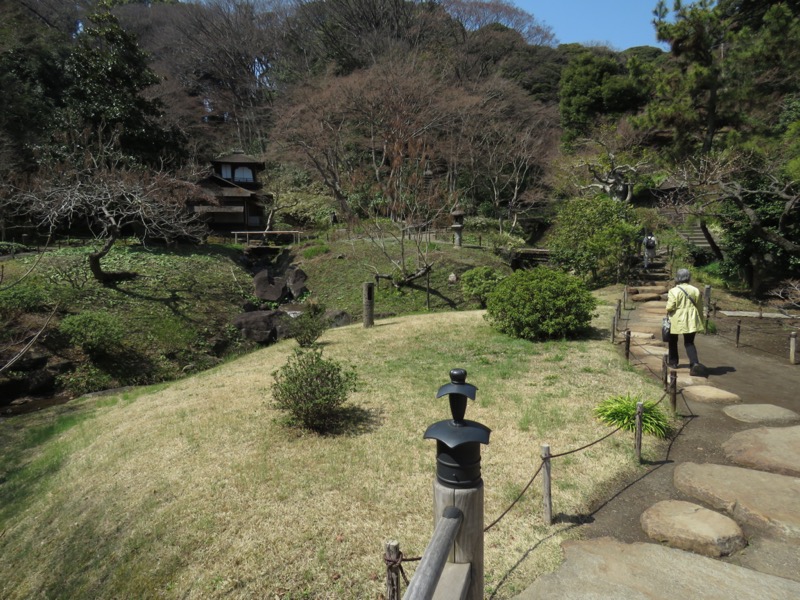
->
[665, 268, 704, 372]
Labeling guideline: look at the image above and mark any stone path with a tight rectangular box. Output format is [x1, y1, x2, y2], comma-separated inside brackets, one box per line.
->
[515, 259, 800, 599]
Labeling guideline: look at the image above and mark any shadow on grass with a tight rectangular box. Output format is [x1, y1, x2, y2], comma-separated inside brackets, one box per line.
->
[321, 405, 385, 437]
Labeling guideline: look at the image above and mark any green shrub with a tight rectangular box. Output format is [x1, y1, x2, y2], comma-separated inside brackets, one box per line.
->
[0, 285, 52, 315]
[290, 301, 328, 347]
[485, 267, 597, 340]
[594, 394, 672, 438]
[56, 363, 116, 397]
[302, 244, 330, 260]
[461, 266, 506, 308]
[272, 347, 358, 432]
[59, 311, 126, 357]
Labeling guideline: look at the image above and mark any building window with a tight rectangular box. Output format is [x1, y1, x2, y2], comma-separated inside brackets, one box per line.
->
[220, 164, 232, 179]
[234, 166, 254, 182]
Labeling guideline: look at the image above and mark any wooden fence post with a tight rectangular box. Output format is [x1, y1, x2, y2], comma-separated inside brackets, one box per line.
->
[616, 299, 622, 322]
[790, 331, 797, 365]
[623, 287, 628, 311]
[611, 315, 617, 343]
[736, 320, 741, 348]
[625, 330, 631, 361]
[363, 282, 375, 328]
[661, 354, 668, 390]
[669, 371, 677, 413]
[635, 402, 643, 464]
[385, 540, 401, 600]
[541, 444, 552, 526]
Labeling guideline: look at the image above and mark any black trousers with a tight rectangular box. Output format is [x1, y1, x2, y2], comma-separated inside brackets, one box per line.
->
[668, 332, 699, 366]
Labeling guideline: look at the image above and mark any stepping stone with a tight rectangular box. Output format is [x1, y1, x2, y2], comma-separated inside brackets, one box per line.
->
[640, 500, 746, 557]
[677, 374, 712, 388]
[674, 462, 800, 538]
[514, 537, 800, 600]
[639, 301, 667, 309]
[723, 404, 800, 425]
[719, 311, 790, 319]
[729, 536, 800, 583]
[722, 425, 800, 477]
[682, 385, 740, 404]
[635, 345, 666, 356]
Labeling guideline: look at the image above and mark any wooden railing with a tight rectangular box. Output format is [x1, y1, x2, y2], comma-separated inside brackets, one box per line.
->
[403, 507, 468, 600]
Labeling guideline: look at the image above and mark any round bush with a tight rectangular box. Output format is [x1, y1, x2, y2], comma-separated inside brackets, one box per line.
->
[59, 310, 126, 356]
[485, 267, 597, 340]
[272, 347, 358, 432]
[461, 266, 506, 308]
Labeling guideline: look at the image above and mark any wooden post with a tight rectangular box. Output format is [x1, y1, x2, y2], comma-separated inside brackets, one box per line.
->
[736, 320, 741, 348]
[661, 354, 668, 390]
[616, 299, 622, 322]
[426, 270, 431, 311]
[541, 444, 552, 526]
[363, 282, 375, 328]
[432, 483, 483, 600]
[623, 288, 628, 311]
[385, 540, 401, 600]
[790, 331, 797, 365]
[625, 330, 631, 361]
[669, 371, 677, 413]
[704, 285, 712, 316]
[635, 402, 644, 464]
[611, 315, 617, 343]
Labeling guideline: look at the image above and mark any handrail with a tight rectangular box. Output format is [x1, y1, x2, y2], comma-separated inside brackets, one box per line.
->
[403, 506, 464, 600]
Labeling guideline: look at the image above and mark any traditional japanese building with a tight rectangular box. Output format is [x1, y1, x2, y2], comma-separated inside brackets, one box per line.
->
[193, 150, 270, 231]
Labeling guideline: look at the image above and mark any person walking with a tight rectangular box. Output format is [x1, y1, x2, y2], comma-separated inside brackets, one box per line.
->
[643, 232, 657, 269]
[666, 268, 705, 375]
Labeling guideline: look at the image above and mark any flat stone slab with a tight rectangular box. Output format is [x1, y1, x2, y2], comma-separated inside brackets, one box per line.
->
[674, 462, 800, 538]
[640, 500, 746, 557]
[682, 385, 740, 404]
[722, 425, 800, 477]
[638, 301, 667, 310]
[677, 374, 712, 387]
[719, 311, 790, 319]
[729, 536, 800, 583]
[723, 404, 800, 425]
[513, 537, 800, 599]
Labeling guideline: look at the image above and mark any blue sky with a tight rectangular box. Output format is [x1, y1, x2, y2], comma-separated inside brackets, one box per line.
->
[516, 0, 668, 50]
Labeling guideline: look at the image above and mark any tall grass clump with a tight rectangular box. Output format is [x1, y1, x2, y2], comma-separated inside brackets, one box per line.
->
[594, 394, 672, 438]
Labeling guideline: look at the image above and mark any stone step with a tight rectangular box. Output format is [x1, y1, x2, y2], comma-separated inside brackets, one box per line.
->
[513, 537, 800, 599]
[722, 425, 800, 477]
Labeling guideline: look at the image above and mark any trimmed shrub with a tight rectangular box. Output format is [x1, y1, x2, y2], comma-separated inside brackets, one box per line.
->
[272, 347, 358, 432]
[461, 266, 506, 308]
[59, 310, 126, 357]
[594, 394, 672, 438]
[290, 301, 328, 347]
[485, 267, 597, 340]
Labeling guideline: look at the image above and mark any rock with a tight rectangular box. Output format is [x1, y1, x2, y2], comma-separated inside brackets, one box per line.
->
[447, 272, 458, 285]
[324, 309, 352, 328]
[640, 500, 746, 557]
[285, 265, 308, 299]
[674, 462, 800, 538]
[253, 269, 287, 302]
[722, 425, 800, 477]
[242, 301, 259, 312]
[232, 310, 291, 344]
[723, 404, 800, 425]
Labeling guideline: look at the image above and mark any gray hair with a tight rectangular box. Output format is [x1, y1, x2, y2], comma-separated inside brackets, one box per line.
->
[675, 268, 691, 283]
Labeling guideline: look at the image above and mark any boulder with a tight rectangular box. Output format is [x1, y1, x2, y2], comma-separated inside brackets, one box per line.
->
[253, 269, 287, 302]
[324, 309, 352, 328]
[285, 265, 308, 299]
[232, 310, 291, 344]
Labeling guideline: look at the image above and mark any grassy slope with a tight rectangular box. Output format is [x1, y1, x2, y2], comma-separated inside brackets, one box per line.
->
[296, 237, 511, 317]
[0, 302, 669, 599]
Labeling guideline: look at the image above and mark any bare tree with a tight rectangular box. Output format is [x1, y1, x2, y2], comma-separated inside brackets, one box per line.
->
[441, 0, 556, 46]
[15, 131, 211, 284]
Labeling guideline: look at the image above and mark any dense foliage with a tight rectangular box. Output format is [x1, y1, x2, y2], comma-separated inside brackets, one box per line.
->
[595, 393, 672, 439]
[485, 267, 597, 340]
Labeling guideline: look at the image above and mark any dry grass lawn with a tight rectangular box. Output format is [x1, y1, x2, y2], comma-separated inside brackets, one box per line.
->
[0, 302, 668, 598]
